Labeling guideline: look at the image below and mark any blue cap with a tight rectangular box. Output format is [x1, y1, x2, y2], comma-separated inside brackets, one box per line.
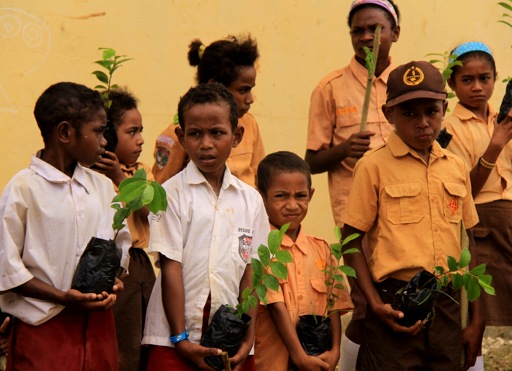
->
[450, 42, 492, 63]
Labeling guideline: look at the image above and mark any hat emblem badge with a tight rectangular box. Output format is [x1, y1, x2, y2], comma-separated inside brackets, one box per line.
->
[403, 66, 425, 86]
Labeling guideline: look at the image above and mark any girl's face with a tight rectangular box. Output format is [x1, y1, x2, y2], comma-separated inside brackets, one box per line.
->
[227, 66, 256, 118]
[114, 108, 144, 165]
[448, 56, 496, 113]
[350, 7, 399, 63]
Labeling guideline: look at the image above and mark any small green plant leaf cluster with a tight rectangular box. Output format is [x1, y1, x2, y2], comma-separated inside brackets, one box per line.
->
[92, 47, 133, 109]
[322, 226, 359, 318]
[434, 247, 495, 302]
[360, 24, 381, 132]
[235, 223, 292, 318]
[111, 168, 167, 238]
[426, 51, 462, 100]
[498, 0, 512, 28]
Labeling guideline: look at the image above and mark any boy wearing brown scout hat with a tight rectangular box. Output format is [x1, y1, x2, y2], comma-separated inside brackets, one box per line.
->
[340, 61, 484, 370]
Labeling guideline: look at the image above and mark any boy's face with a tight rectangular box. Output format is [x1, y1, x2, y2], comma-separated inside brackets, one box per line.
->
[70, 109, 107, 167]
[227, 66, 256, 118]
[176, 102, 242, 182]
[115, 108, 144, 165]
[383, 98, 447, 158]
[350, 7, 399, 64]
[262, 171, 314, 240]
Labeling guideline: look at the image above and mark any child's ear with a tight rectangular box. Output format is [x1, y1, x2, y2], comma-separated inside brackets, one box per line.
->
[57, 121, 73, 143]
[447, 78, 456, 91]
[232, 126, 244, 148]
[309, 187, 315, 202]
[442, 100, 449, 116]
[382, 104, 393, 124]
[175, 126, 185, 147]
[392, 25, 401, 43]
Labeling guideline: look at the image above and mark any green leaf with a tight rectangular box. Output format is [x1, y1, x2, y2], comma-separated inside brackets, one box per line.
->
[342, 248, 360, 255]
[258, 244, 271, 267]
[267, 229, 281, 255]
[451, 273, 464, 290]
[251, 258, 264, 280]
[466, 276, 481, 302]
[118, 178, 147, 203]
[262, 274, 280, 292]
[94, 85, 107, 90]
[276, 250, 292, 263]
[332, 274, 344, 282]
[241, 287, 252, 300]
[247, 294, 258, 309]
[498, 19, 512, 28]
[498, 1, 512, 11]
[470, 264, 486, 276]
[459, 248, 471, 268]
[334, 225, 342, 240]
[141, 185, 154, 205]
[434, 265, 445, 276]
[478, 274, 492, 286]
[269, 261, 288, 280]
[341, 233, 360, 247]
[478, 279, 495, 296]
[148, 182, 167, 213]
[447, 256, 458, 271]
[441, 275, 449, 287]
[92, 71, 109, 84]
[255, 283, 267, 302]
[101, 48, 116, 60]
[339, 265, 356, 278]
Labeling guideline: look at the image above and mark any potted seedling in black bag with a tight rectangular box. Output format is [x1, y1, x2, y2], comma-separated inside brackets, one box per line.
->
[296, 226, 359, 356]
[71, 169, 167, 294]
[391, 247, 495, 327]
[200, 223, 292, 371]
[71, 48, 166, 294]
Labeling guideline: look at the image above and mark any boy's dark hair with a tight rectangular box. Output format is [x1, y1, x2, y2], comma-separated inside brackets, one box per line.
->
[449, 51, 497, 80]
[107, 89, 139, 127]
[34, 82, 105, 144]
[188, 34, 259, 87]
[348, 0, 400, 29]
[257, 151, 312, 196]
[177, 82, 238, 130]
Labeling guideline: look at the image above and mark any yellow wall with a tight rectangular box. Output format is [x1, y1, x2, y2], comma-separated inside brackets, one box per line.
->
[1, 0, 510, 242]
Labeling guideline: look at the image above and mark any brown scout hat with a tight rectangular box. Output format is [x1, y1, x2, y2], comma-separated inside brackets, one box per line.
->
[386, 61, 447, 107]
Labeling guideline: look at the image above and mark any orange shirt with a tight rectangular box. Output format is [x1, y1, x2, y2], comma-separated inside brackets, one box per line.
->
[118, 162, 153, 249]
[341, 132, 479, 282]
[445, 103, 512, 204]
[307, 57, 395, 225]
[151, 113, 265, 187]
[254, 227, 353, 371]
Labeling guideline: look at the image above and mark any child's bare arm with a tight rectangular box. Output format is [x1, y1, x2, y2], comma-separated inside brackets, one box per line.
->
[12, 277, 117, 311]
[317, 312, 341, 371]
[341, 225, 423, 335]
[268, 302, 329, 370]
[230, 265, 257, 370]
[462, 230, 485, 370]
[305, 131, 375, 174]
[160, 254, 220, 370]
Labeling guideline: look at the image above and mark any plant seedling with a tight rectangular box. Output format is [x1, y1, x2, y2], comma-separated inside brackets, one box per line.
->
[92, 47, 133, 109]
[112, 168, 167, 240]
[322, 226, 359, 319]
[235, 223, 292, 317]
[426, 51, 462, 101]
[498, 1, 512, 82]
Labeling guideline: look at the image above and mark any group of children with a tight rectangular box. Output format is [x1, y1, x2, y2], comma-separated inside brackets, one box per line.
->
[0, 0, 511, 370]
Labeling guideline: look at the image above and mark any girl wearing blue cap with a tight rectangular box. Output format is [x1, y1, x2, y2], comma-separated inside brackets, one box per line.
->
[444, 41, 512, 370]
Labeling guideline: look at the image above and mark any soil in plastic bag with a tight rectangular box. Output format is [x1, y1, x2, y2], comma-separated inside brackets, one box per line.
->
[200, 304, 251, 371]
[296, 315, 331, 356]
[71, 237, 121, 294]
[392, 269, 439, 327]
[497, 80, 512, 123]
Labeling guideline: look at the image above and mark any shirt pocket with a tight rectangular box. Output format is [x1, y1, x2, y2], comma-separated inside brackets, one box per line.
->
[442, 181, 466, 223]
[310, 277, 328, 294]
[384, 183, 424, 224]
[334, 110, 360, 141]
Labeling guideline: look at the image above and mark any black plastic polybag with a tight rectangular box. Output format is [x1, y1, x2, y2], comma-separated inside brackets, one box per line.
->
[498, 80, 512, 123]
[71, 237, 121, 294]
[392, 269, 438, 327]
[296, 315, 331, 356]
[200, 304, 250, 371]
[436, 128, 453, 149]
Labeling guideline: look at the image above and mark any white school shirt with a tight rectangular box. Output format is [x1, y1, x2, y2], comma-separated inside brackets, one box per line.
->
[142, 161, 270, 347]
[0, 154, 131, 325]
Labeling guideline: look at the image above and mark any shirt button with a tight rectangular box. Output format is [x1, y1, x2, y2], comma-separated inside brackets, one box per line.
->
[298, 295, 303, 300]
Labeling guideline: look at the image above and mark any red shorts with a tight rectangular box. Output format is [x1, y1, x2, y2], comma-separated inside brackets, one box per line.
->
[7, 307, 118, 371]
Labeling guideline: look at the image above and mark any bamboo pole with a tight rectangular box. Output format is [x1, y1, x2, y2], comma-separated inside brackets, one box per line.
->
[359, 24, 382, 131]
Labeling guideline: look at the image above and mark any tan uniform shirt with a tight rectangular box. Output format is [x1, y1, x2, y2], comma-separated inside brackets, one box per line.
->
[307, 57, 395, 225]
[445, 102, 512, 204]
[152, 113, 265, 187]
[254, 227, 353, 371]
[342, 132, 479, 282]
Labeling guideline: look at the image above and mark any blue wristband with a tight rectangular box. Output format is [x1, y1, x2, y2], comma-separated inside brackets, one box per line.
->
[169, 329, 189, 344]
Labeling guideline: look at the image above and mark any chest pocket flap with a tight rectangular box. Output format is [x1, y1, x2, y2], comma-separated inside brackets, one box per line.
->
[384, 183, 424, 224]
[442, 182, 467, 198]
[442, 181, 466, 223]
